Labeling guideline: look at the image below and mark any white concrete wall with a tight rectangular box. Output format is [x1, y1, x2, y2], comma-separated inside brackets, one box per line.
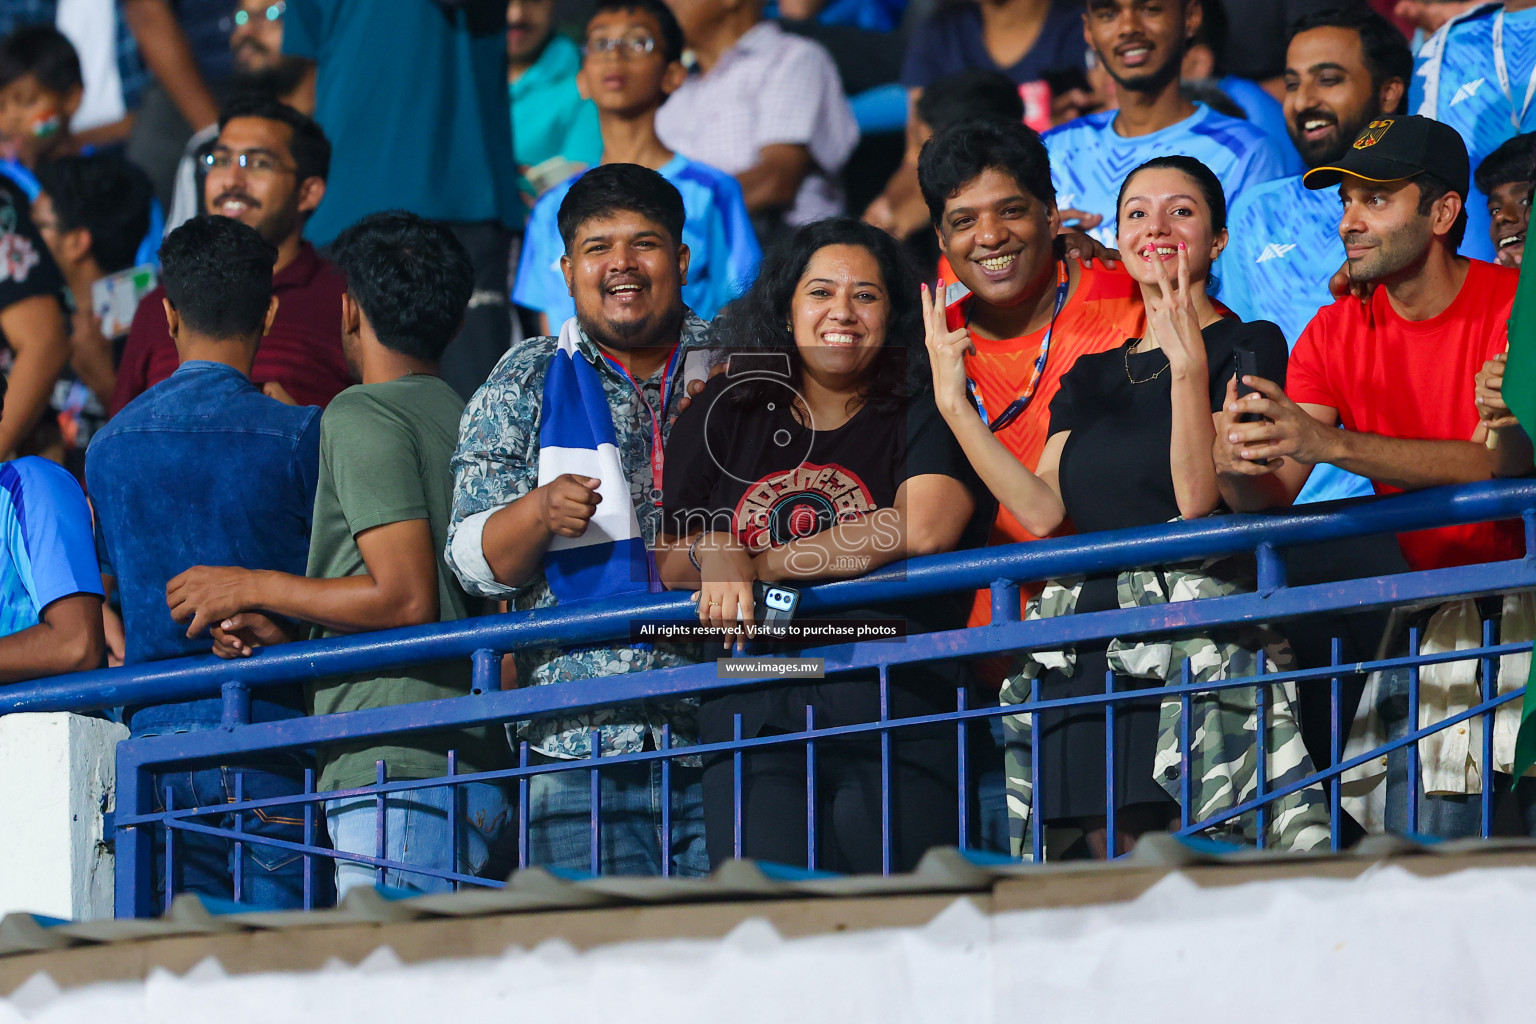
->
[1, 862, 1532, 1022]
[0, 714, 125, 922]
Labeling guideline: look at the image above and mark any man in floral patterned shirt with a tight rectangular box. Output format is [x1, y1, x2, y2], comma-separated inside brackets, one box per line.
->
[447, 164, 709, 876]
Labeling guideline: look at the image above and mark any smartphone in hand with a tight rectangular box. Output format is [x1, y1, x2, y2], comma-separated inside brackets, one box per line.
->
[1233, 348, 1263, 423]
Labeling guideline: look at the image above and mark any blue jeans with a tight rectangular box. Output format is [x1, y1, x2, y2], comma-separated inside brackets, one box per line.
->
[326, 781, 510, 897]
[529, 759, 708, 877]
[151, 756, 315, 911]
[1377, 666, 1536, 838]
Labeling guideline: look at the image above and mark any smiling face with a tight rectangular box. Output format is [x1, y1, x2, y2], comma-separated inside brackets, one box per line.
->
[202, 116, 312, 246]
[562, 209, 689, 351]
[1336, 175, 1439, 283]
[1083, 0, 1194, 96]
[1488, 179, 1532, 260]
[1117, 166, 1225, 286]
[1283, 26, 1395, 170]
[936, 166, 1060, 313]
[788, 243, 890, 392]
[578, 8, 683, 116]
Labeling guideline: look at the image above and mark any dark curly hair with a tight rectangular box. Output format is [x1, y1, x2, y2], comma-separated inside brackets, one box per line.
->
[714, 218, 927, 416]
[159, 215, 276, 340]
[330, 210, 473, 363]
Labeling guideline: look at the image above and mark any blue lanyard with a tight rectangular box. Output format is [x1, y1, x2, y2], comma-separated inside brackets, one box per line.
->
[967, 260, 1070, 433]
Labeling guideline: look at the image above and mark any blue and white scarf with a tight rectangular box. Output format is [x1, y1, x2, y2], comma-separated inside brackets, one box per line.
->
[537, 318, 659, 604]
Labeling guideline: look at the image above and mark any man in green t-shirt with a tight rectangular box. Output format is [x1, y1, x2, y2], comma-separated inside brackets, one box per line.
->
[166, 211, 510, 897]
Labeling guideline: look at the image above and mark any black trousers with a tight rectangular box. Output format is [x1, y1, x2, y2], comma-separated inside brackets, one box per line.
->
[699, 674, 962, 874]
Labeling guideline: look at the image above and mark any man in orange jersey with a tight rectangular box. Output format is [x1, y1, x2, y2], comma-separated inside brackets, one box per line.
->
[916, 116, 1145, 631]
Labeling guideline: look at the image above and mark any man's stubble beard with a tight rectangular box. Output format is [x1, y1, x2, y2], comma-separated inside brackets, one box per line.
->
[578, 294, 685, 351]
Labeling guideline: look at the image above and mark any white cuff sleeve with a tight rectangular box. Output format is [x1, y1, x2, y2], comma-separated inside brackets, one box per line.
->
[450, 505, 518, 598]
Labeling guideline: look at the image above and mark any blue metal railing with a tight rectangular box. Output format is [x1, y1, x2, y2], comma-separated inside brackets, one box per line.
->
[11, 479, 1536, 917]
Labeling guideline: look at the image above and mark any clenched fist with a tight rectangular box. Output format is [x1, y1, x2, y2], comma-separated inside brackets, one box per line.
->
[539, 474, 603, 538]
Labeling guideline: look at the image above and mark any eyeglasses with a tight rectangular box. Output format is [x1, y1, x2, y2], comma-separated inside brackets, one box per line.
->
[203, 150, 295, 174]
[233, 2, 285, 27]
[582, 34, 657, 59]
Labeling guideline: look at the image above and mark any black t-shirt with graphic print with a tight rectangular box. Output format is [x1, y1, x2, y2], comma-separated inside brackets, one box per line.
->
[662, 371, 993, 635]
[0, 175, 65, 350]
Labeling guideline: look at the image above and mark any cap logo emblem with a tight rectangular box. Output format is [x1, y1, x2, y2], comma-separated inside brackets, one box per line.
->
[1354, 120, 1393, 150]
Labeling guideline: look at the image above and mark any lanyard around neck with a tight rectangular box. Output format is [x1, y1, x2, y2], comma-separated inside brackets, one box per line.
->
[600, 342, 684, 507]
[1493, 10, 1536, 130]
[966, 259, 1070, 434]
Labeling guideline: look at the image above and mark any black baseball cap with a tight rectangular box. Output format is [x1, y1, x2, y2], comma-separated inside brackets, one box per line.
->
[1302, 115, 1470, 198]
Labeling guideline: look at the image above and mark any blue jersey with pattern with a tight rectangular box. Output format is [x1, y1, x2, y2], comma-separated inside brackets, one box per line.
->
[1412, 3, 1536, 262]
[0, 457, 102, 640]
[1043, 103, 1288, 247]
[1216, 175, 1373, 505]
[513, 154, 762, 325]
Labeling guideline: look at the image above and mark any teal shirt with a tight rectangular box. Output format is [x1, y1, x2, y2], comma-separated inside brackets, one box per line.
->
[283, 0, 519, 243]
[511, 35, 603, 200]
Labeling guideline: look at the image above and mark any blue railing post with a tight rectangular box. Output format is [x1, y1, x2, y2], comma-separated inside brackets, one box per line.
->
[113, 747, 154, 919]
[1329, 637, 1343, 853]
[220, 680, 250, 729]
[1255, 541, 1286, 596]
[471, 649, 499, 694]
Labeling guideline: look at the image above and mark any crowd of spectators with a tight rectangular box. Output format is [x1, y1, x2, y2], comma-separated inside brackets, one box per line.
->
[0, 0, 1534, 904]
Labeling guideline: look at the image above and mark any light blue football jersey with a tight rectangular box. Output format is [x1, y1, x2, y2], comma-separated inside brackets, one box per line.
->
[1216, 175, 1373, 505]
[1043, 103, 1288, 248]
[1412, 2, 1536, 262]
[513, 153, 762, 326]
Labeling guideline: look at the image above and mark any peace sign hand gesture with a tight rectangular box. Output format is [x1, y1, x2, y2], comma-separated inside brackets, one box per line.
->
[1141, 241, 1206, 378]
[922, 282, 976, 420]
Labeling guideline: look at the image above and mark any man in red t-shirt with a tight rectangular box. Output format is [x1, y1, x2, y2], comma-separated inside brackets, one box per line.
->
[1215, 115, 1534, 837]
[1215, 115, 1531, 564]
[110, 96, 351, 416]
[916, 118, 1146, 631]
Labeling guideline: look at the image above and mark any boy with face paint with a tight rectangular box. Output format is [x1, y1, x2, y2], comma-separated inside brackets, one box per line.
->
[0, 26, 85, 196]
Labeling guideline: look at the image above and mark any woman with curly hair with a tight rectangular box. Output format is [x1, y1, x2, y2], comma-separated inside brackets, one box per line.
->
[658, 217, 993, 873]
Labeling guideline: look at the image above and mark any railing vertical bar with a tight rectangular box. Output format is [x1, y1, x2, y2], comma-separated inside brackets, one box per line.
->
[302, 767, 315, 911]
[1408, 626, 1422, 835]
[1104, 668, 1117, 860]
[517, 741, 530, 871]
[1329, 637, 1343, 853]
[1030, 679, 1043, 864]
[588, 729, 601, 877]
[163, 783, 175, 916]
[374, 759, 387, 889]
[116, 757, 152, 919]
[1179, 658, 1192, 832]
[955, 687, 969, 851]
[879, 664, 892, 876]
[805, 705, 817, 871]
[733, 713, 744, 860]
[1481, 615, 1497, 840]
[232, 772, 245, 903]
[1255, 655, 1268, 849]
[660, 724, 673, 879]
[447, 749, 460, 891]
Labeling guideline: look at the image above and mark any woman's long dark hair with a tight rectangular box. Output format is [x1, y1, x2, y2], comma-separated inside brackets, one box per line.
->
[715, 218, 928, 416]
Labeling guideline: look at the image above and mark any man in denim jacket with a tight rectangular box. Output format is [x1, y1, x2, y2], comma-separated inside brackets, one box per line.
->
[86, 216, 322, 909]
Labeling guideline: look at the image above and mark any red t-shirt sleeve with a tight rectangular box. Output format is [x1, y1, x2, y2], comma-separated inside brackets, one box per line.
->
[1284, 313, 1337, 410]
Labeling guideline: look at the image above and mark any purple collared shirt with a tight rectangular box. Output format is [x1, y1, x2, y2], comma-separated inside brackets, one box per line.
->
[657, 22, 859, 227]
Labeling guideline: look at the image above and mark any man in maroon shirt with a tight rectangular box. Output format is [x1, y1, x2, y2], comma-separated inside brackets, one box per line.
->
[110, 96, 350, 415]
